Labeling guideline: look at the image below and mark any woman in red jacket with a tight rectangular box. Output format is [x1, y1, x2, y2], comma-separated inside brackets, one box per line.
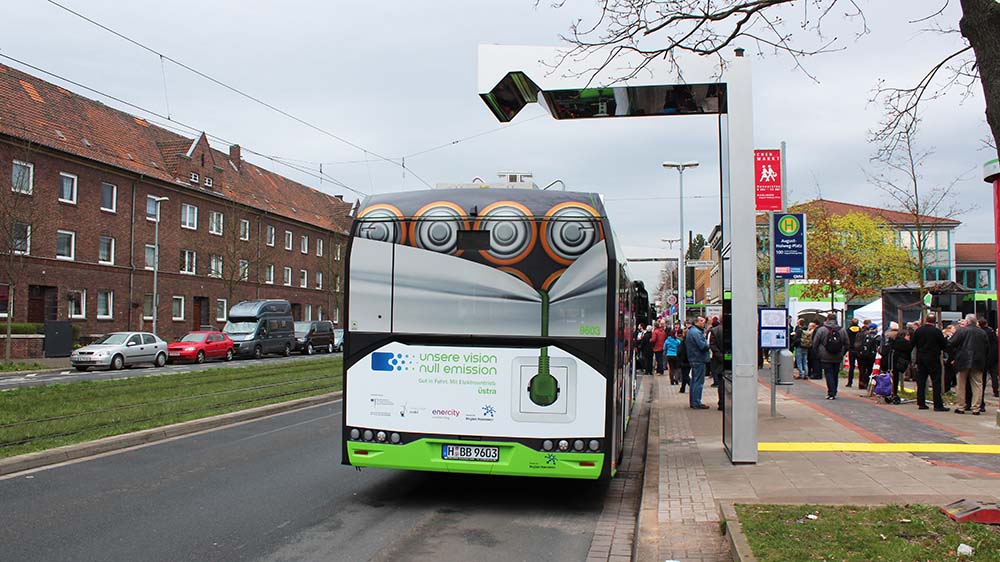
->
[651, 320, 667, 376]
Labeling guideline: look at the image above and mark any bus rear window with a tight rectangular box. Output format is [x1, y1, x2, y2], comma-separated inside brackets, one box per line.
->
[457, 229, 490, 251]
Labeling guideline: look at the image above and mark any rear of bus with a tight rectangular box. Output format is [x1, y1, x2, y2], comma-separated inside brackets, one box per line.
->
[342, 188, 624, 479]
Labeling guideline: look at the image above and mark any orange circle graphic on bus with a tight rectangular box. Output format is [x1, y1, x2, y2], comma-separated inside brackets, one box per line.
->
[473, 201, 537, 265]
[357, 204, 406, 245]
[541, 202, 604, 265]
[409, 201, 469, 255]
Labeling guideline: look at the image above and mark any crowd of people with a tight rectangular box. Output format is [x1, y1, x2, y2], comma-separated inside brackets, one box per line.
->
[788, 312, 1000, 412]
[635, 316, 725, 411]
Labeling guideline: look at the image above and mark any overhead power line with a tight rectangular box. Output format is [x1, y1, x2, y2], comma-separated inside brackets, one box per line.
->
[43, 0, 433, 189]
[0, 53, 367, 198]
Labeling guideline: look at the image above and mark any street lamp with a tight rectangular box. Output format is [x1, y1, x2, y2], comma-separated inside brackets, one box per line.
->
[150, 196, 169, 337]
[662, 161, 699, 325]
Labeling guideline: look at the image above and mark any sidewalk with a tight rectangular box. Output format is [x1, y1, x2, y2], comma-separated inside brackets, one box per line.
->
[637, 370, 1000, 562]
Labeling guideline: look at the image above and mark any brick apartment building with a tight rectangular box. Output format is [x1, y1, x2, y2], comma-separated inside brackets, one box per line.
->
[0, 63, 352, 344]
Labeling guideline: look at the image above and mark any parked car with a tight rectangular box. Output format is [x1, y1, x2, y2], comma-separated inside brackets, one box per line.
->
[224, 299, 295, 359]
[70, 332, 167, 371]
[293, 320, 336, 354]
[167, 331, 235, 363]
[333, 328, 344, 352]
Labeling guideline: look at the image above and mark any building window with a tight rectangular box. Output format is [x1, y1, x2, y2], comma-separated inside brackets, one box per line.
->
[68, 289, 86, 319]
[283, 267, 292, 286]
[304, 304, 313, 322]
[180, 249, 197, 275]
[98, 236, 115, 265]
[209, 254, 223, 278]
[209, 211, 224, 235]
[265, 264, 275, 284]
[190, 172, 199, 184]
[146, 195, 162, 221]
[181, 203, 198, 230]
[335, 243, 341, 261]
[300, 269, 308, 288]
[204, 177, 213, 188]
[923, 267, 950, 282]
[97, 290, 113, 319]
[957, 268, 994, 291]
[216, 298, 227, 322]
[335, 274, 341, 292]
[100, 182, 117, 213]
[317, 306, 324, 321]
[239, 259, 249, 281]
[172, 296, 185, 320]
[58, 172, 77, 204]
[56, 230, 75, 260]
[301, 235, 308, 254]
[284, 230, 293, 251]
[143, 293, 154, 320]
[239, 219, 250, 241]
[11, 160, 33, 194]
[12, 222, 30, 255]
[0, 284, 8, 317]
[145, 244, 156, 270]
[316, 271, 323, 289]
[316, 238, 324, 257]
[333, 306, 340, 324]
[266, 225, 275, 247]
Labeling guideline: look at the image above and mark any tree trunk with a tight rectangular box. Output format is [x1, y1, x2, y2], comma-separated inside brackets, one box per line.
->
[5, 286, 13, 363]
[961, 0, 1000, 151]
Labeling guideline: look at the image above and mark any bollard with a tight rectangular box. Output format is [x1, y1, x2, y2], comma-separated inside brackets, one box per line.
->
[777, 349, 795, 385]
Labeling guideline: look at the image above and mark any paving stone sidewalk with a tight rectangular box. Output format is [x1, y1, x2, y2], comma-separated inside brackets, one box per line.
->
[637, 369, 1000, 562]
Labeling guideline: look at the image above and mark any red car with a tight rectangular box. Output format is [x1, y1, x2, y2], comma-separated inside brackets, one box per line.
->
[167, 331, 235, 363]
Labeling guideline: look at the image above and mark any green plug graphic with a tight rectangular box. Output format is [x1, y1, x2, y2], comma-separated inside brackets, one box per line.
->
[528, 290, 559, 406]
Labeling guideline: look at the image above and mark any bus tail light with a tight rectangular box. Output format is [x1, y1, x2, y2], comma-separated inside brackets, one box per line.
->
[579, 461, 595, 467]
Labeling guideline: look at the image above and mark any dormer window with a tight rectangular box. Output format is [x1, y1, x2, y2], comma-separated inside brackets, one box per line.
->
[190, 172, 199, 183]
[204, 177, 213, 188]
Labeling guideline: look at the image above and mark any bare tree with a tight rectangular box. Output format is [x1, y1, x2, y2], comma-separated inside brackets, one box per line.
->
[552, 1, 1000, 154]
[866, 120, 966, 311]
[212, 200, 274, 309]
[0, 142, 44, 362]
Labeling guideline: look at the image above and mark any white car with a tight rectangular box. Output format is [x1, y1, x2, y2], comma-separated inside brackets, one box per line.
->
[70, 332, 168, 371]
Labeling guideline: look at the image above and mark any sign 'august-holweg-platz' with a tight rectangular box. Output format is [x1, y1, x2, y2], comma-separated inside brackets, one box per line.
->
[773, 213, 806, 280]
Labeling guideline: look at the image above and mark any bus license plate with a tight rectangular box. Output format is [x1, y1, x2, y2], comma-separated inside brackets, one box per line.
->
[442, 444, 499, 462]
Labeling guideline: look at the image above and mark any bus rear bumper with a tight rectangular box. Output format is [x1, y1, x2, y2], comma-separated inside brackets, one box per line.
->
[346, 438, 605, 479]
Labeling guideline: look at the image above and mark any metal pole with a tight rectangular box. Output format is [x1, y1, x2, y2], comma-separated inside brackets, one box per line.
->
[781, 141, 788, 309]
[152, 206, 160, 337]
[678, 167, 686, 326]
[769, 209, 777, 417]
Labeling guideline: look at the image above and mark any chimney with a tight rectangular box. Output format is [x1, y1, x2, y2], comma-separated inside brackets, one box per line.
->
[334, 194, 344, 201]
[229, 144, 241, 171]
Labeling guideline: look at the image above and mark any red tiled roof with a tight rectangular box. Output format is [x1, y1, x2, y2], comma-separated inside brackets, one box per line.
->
[0, 63, 351, 234]
[955, 243, 996, 263]
[755, 198, 961, 227]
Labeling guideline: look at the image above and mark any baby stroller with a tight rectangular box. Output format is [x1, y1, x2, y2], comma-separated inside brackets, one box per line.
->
[871, 372, 900, 404]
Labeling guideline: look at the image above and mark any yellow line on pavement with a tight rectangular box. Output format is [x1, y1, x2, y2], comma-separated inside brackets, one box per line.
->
[758, 442, 1000, 454]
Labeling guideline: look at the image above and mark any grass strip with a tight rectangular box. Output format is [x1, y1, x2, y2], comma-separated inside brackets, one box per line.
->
[0, 357, 342, 458]
[736, 504, 1000, 561]
[0, 361, 46, 372]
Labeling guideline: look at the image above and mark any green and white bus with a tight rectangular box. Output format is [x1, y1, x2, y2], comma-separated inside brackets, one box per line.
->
[341, 187, 641, 479]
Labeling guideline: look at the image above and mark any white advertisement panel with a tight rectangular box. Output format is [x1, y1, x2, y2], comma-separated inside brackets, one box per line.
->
[346, 342, 606, 438]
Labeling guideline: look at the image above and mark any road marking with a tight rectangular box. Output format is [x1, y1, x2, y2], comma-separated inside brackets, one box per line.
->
[25, 374, 36, 378]
[60, 371, 70, 375]
[759, 442, 1000, 454]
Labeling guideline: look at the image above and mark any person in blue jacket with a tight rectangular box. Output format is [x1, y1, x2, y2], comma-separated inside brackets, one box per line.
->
[685, 316, 711, 409]
[665, 329, 681, 384]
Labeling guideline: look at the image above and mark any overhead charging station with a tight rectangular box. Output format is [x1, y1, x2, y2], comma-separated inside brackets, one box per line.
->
[477, 44, 759, 463]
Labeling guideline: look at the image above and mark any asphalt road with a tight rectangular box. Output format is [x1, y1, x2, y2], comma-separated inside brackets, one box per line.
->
[0, 401, 607, 562]
[0, 352, 339, 391]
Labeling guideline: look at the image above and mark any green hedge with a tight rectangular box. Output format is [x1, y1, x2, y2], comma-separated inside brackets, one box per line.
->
[0, 322, 82, 340]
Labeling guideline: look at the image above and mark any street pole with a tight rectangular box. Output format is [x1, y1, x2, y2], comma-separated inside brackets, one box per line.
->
[151, 196, 169, 337]
[663, 161, 699, 326]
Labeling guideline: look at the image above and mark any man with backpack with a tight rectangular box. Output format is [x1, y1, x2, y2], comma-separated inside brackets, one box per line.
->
[912, 314, 949, 411]
[857, 323, 880, 391]
[812, 313, 850, 400]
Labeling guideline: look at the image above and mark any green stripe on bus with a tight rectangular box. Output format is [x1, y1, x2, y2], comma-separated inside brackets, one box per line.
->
[347, 438, 605, 479]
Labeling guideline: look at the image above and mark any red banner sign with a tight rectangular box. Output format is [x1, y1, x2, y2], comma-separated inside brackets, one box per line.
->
[754, 149, 782, 211]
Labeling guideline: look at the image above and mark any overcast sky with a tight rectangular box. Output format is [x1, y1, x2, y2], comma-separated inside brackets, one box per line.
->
[2, 1, 994, 291]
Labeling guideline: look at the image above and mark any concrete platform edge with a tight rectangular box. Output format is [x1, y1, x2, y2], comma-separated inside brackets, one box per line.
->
[634, 377, 659, 562]
[720, 501, 755, 562]
[0, 392, 342, 476]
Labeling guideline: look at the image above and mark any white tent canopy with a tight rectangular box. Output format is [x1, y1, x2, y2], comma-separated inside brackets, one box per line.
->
[852, 298, 882, 325]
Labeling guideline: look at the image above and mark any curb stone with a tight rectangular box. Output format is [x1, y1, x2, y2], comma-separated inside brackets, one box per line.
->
[720, 501, 756, 562]
[0, 391, 341, 476]
[634, 376, 659, 562]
